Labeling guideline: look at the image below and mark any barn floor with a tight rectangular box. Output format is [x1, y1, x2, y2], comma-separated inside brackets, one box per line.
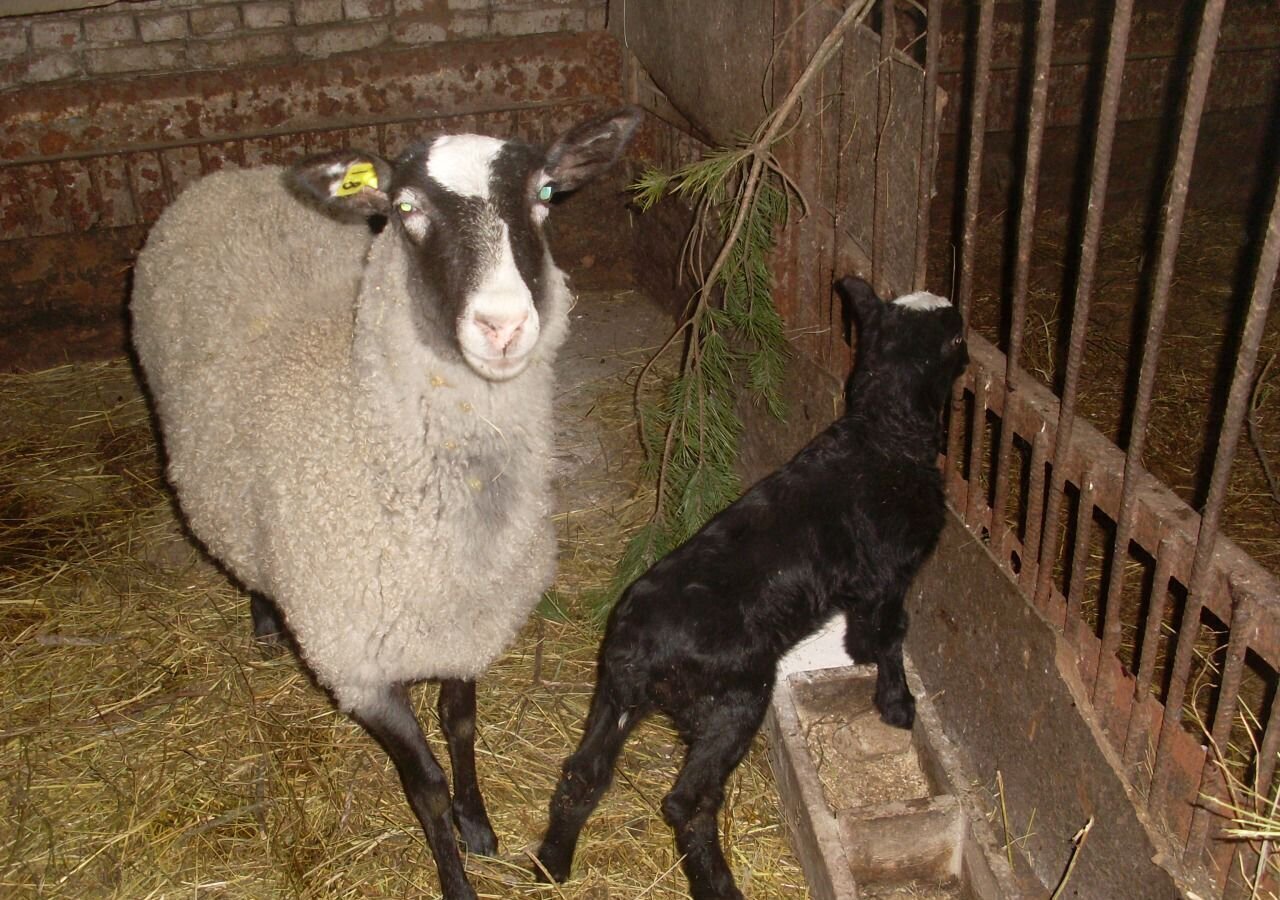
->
[0, 287, 813, 898]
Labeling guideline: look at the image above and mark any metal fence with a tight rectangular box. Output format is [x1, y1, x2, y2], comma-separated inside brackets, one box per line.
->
[893, 0, 1280, 894]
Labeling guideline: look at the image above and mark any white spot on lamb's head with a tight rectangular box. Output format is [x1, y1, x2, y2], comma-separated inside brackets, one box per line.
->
[425, 135, 507, 199]
[893, 291, 952, 311]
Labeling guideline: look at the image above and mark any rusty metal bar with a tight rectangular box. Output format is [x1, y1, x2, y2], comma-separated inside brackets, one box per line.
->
[1123, 537, 1176, 772]
[1021, 423, 1050, 597]
[1032, 0, 1134, 613]
[1256, 676, 1280, 805]
[1152, 125, 1280, 825]
[872, 0, 896, 297]
[988, 0, 1057, 557]
[1064, 469, 1098, 645]
[1094, 0, 1228, 717]
[1186, 588, 1257, 865]
[911, 0, 942, 292]
[966, 374, 990, 528]
[945, 0, 995, 503]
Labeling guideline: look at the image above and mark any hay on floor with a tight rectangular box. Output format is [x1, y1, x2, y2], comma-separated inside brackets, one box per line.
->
[0, 292, 809, 898]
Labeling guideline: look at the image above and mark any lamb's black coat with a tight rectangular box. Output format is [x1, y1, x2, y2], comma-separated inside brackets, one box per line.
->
[536, 276, 969, 900]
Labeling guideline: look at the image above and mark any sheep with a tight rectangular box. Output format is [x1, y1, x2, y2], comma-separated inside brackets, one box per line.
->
[534, 275, 969, 900]
[129, 106, 642, 900]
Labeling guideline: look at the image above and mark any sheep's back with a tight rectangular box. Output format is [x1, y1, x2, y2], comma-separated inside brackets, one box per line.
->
[131, 167, 371, 583]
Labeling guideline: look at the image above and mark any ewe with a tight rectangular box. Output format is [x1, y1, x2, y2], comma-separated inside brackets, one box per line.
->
[536, 275, 968, 900]
[131, 107, 641, 900]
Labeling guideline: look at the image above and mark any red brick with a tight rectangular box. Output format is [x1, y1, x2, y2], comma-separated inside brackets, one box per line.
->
[54, 160, 96, 231]
[293, 21, 388, 57]
[188, 32, 292, 68]
[138, 12, 187, 43]
[83, 14, 138, 45]
[190, 5, 241, 37]
[159, 145, 205, 197]
[31, 20, 81, 51]
[85, 155, 139, 228]
[127, 152, 170, 222]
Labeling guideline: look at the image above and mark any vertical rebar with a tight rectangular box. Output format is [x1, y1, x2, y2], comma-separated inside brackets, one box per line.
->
[1123, 538, 1176, 772]
[1032, 0, 1134, 612]
[1094, 0, 1228, 716]
[945, 0, 995, 503]
[1021, 423, 1050, 597]
[1151, 131, 1280, 827]
[989, 0, 1057, 556]
[966, 374, 990, 528]
[1185, 587, 1257, 865]
[1064, 470, 1097, 645]
[912, 0, 943, 292]
[873, 0, 896, 297]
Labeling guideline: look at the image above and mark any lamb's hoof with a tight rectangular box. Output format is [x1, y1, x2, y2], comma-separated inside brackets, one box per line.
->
[876, 694, 916, 730]
[454, 808, 498, 858]
[532, 846, 571, 884]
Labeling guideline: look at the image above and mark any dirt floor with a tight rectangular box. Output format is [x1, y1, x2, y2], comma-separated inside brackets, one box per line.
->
[0, 288, 811, 898]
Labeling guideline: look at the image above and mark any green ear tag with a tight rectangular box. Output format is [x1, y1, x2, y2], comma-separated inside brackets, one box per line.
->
[538, 184, 554, 202]
[337, 162, 378, 197]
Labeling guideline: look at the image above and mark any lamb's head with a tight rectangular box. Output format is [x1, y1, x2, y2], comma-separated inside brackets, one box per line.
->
[286, 106, 642, 381]
[837, 275, 969, 417]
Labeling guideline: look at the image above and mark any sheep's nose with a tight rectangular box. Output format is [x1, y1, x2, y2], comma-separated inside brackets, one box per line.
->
[475, 312, 528, 355]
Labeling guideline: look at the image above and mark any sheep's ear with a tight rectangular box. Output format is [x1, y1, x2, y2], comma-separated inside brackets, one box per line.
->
[285, 151, 393, 222]
[836, 276, 884, 328]
[543, 106, 643, 193]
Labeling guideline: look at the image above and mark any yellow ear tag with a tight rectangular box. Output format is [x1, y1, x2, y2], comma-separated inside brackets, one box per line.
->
[336, 162, 378, 197]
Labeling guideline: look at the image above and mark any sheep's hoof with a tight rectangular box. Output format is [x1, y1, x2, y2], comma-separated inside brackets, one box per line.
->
[454, 808, 498, 858]
[531, 845, 572, 883]
[876, 695, 916, 730]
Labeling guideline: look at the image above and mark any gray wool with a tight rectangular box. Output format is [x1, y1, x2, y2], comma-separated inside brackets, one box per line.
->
[131, 167, 569, 715]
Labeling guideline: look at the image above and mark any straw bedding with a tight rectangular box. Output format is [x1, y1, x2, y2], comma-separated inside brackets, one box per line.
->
[0, 289, 808, 898]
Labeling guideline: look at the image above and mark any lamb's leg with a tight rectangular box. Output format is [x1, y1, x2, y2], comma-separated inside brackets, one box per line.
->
[872, 595, 915, 729]
[535, 676, 641, 883]
[249, 592, 285, 649]
[662, 692, 767, 900]
[437, 679, 497, 856]
[353, 684, 476, 900]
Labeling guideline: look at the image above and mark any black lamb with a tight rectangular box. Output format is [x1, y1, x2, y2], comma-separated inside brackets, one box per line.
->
[534, 275, 969, 900]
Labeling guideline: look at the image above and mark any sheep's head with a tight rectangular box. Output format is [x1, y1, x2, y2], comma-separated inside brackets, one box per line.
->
[286, 106, 642, 381]
[837, 275, 969, 417]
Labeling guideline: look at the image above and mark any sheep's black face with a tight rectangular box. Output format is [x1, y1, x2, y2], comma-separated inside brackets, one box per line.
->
[390, 137, 554, 382]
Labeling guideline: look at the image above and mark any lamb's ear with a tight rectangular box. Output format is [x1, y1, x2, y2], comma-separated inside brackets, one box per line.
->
[285, 151, 393, 222]
[543, 106, 643, 193]
[836, 276, 884, 329]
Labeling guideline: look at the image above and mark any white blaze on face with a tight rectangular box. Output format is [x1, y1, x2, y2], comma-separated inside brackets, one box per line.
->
[426, 135, 542, 381]
[892, 291, 951, 311]
[425, 135, 506, 199]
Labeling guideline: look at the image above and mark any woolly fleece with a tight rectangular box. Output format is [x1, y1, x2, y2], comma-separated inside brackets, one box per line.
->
[131, 167, 569, 714]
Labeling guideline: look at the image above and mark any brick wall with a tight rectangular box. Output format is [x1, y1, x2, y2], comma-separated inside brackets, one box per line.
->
[0, 0, 629, 371]
[1, 0, 607, 86]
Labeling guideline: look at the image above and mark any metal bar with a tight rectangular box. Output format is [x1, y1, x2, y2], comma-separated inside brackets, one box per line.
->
[872, 0, 896, 297]
[966, 373, 990, 528]
[1032, 0, 1134, 614]
[944, 0, 995, 505]
[912, 0, 943, 292]
[1064, 470, 1098, 646]
[1123, 537, 1177, 773]
[988, 0, 1057, 557]
[1094, 0, 1228, 716]
[1021, 423, 1050, 598]
[1256, 675, 1280, 806]
[1153, 162, 1280, 829]
[1186, 588, 1257, 864]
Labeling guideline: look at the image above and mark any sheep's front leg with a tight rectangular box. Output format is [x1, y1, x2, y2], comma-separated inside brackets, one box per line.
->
[353, 685, 476, 900]
[437, 679, 497, 856]
[871, 596, 915, 729]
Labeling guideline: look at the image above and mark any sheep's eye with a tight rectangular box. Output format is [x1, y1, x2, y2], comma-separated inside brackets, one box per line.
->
[537, 185, 554, 203]
[398, 201, 415, 213]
